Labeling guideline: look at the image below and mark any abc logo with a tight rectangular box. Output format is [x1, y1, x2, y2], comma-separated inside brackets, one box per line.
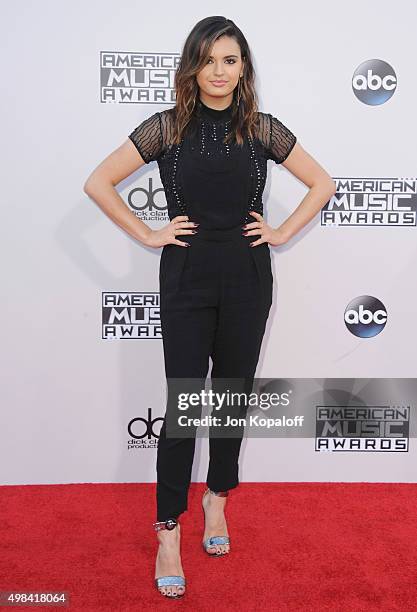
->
[344, 295, 387, 338]
[352, 59, 397, 105]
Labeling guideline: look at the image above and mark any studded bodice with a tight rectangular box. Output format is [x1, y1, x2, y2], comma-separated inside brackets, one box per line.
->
[128, 98, 297, 229]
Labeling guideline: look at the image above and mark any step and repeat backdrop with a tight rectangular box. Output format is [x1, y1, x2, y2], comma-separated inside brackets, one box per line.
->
[2, 1, 416, 485]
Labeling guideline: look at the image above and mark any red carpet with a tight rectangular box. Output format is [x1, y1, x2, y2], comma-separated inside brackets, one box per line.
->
[1, 482, 416, 611]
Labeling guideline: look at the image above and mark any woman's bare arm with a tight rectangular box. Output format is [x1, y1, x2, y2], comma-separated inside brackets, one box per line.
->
[83, 139, 196, 248]
[277, 142, 337, 241]
[83, 139, 153, 244]
[244, 142, 337, 247]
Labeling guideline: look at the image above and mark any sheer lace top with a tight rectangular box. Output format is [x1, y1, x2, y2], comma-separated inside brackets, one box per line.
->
[128, 100, 297, 229]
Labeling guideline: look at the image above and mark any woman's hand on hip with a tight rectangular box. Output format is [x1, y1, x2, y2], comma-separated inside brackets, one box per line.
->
[142, 215, 199, 248]
[242, 211, 288, 247]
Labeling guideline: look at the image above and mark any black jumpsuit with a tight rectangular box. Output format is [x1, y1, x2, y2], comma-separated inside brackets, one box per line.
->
[129, 98, 297, 521]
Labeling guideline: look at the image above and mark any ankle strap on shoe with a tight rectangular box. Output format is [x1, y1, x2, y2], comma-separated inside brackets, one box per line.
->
[207, 488, 229, 497]
[153, 518, 178, 531]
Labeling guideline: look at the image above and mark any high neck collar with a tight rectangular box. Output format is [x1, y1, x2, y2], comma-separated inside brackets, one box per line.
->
[197, 97, 233, 121]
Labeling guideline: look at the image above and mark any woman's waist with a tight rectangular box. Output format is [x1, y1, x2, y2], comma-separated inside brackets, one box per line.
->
[183, 224, 258, 243]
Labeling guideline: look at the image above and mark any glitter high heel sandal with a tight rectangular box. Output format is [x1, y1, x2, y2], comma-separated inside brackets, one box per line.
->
[153, 518, 186, 598]
[201, 488, 231, 556]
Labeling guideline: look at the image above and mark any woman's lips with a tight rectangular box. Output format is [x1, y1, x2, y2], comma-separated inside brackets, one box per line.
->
[211, 81, 227, 87]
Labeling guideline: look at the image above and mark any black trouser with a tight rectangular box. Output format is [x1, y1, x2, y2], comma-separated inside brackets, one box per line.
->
[156, 225, 273, 521]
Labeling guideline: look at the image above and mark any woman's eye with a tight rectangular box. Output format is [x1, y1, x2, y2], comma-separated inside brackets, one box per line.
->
[207, 59, 236, 64]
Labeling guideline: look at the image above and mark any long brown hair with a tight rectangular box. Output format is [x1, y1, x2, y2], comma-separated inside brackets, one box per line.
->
[171, 16, 259, 147]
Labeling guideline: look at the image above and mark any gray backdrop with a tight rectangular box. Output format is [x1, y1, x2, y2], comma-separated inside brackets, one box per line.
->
[2, 0, 416, 485]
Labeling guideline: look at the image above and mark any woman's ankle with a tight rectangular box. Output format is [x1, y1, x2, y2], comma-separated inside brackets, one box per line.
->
[157, 524, 180, 543]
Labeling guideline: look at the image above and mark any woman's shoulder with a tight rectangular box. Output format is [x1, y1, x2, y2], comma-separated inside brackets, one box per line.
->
[254, 109, 297, 164]
[252, 110, 271, 146]
[255, 109, 295, 130]
[254, 109, 287, 132]
[255, 110, 270, 121]
[157, 108, 176, 147]
[158, 107, 176, 122]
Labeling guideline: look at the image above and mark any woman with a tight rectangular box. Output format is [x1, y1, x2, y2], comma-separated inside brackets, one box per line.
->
[84, 16, 336, 599]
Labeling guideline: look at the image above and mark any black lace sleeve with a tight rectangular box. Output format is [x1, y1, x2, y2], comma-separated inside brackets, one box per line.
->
[128, 112, 163, 163]
[267, 114, 297, 164]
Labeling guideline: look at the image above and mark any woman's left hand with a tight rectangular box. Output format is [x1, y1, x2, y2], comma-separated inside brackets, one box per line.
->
[242, 211, 289, 247]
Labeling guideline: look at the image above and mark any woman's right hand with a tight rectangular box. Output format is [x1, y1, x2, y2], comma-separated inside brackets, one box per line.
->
[143, 215, 199, 248]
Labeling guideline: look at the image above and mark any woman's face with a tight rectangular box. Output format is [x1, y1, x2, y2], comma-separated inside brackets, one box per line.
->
[196, 35, 244, 106]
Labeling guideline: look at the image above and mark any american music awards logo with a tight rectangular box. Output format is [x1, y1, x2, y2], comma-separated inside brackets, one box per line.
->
[102, 292, 161, 339]
[315, 405, 409, 452]
[321, 177, 417, 227]
[100, 51, 180, 104]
